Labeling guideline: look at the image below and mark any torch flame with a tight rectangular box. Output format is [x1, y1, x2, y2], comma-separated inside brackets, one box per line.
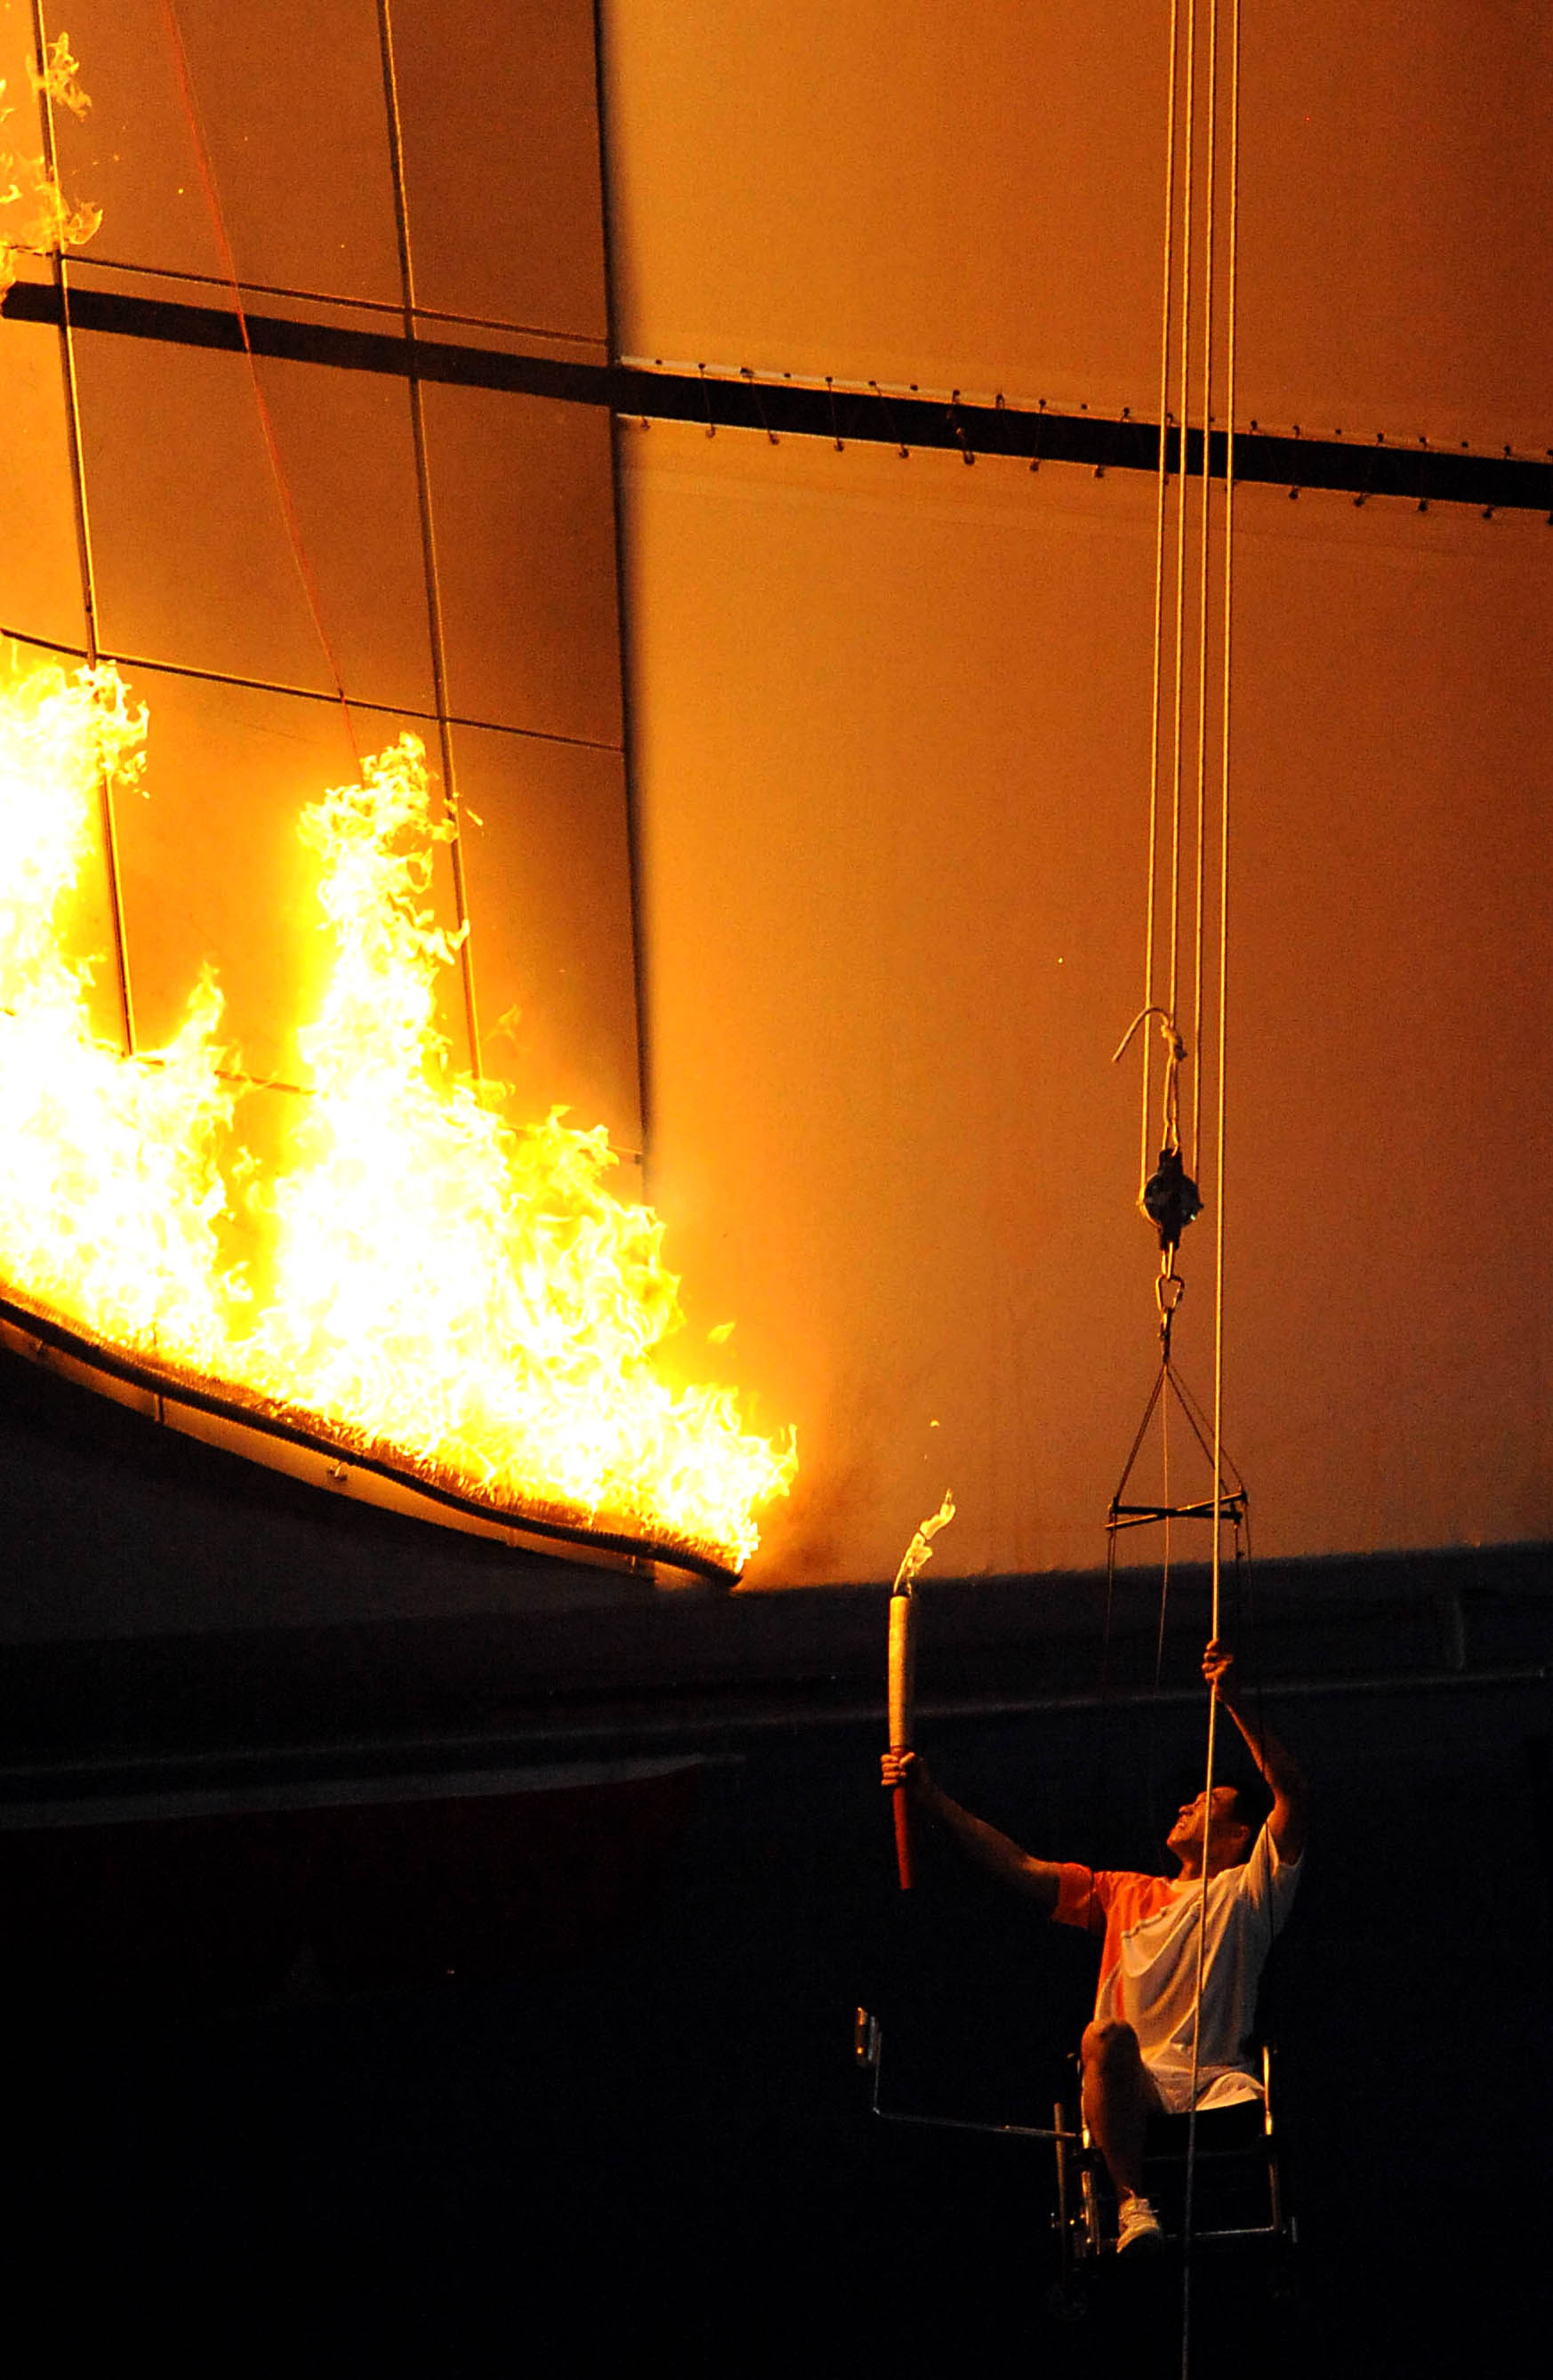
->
[0, 662, 794, 1572]
[890, 1492, 956, 1594]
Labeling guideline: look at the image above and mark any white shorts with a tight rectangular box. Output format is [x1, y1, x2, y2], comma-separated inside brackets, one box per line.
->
[1143, 2061, 1264, 2118]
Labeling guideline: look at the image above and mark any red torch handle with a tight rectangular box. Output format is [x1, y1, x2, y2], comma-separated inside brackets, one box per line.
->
[893, 1781, 914, 1890]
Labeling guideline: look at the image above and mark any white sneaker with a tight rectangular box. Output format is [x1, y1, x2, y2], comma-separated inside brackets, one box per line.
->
[1116, 2194, 1165, 2254]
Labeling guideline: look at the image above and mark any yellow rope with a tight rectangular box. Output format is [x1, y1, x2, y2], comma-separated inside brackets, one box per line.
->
[1189, 0, 1220, 1178]
[1214, 0, 1243, 1701]
[1140, 0, 1184, 1204]
[1167, 0, 1198, 1033]
[1181, 8, 1241, 2369]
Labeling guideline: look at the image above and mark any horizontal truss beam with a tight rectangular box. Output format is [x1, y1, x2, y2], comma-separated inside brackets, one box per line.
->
[6, 280, 1550, 513]
[1108, 1496, 1247, 1532]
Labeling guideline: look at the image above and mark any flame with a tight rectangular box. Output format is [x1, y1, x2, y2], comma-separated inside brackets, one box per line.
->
[240, 731, 795, 1563]
[1, 36, 101, 296]
[890, 1492, 956, 1593]
[28, 33, 93, 119]
[0, 661, 236, 1365]
[0, 663, 794, 1572]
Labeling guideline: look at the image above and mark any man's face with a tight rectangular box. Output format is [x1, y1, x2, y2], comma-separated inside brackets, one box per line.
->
[1167, 1783, 1250, 1864]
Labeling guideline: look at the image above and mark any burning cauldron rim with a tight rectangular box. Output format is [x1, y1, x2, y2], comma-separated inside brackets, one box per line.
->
[0, 1282, 742, 1588]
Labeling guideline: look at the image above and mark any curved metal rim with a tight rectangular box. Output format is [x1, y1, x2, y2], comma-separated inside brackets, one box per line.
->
[0, 1286, 742, 1588]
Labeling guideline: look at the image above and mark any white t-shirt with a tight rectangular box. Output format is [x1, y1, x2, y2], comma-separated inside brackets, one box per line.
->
[1054, 1826, 1301, 2113]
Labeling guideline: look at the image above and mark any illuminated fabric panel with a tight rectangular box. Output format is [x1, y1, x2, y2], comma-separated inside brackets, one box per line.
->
[43, 0, 402, 300]
[0, 311, 84, 646]
[621, 421, 1553, 1584]
[72, 330, 439, 706]
[420, 381, 624, 748]
[602, 0, 1553, 452]
[58, 0, 608, 345]
[388, 0, 609, 344]
[1, 0, 640, 1149]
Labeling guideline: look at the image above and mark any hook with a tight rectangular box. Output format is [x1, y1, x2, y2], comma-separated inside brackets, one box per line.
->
[870, 380, 908, 459]
[741, 366, 777, 444]
[1155, 1265, 1186, 1355]
[1112, 1007, 1186, 1069]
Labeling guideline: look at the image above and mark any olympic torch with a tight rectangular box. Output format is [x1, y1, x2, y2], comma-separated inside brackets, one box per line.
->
[888, 1492, 955, 1890]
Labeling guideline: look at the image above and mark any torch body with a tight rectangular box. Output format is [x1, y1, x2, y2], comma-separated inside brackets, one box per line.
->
[887, 1588, 917, 1889]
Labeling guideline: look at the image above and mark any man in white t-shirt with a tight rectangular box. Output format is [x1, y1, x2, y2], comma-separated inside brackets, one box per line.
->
[882, 1642, 1307, 2254]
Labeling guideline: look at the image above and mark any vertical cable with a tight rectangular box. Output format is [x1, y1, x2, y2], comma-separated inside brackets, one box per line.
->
[1188, 0, 1219, 1176]
[374, 0, 482, 1080]
[1158, 1367, 1171, 1702]
[1167, 0, 1198, 1029]
[30, 0, 133, 1053]
[1215, 0, 1242, 1629]
[1140, 0, 1183, 1203]
[1180, 1652, 1219, 2379]
[1181, 11, 1241, 2373]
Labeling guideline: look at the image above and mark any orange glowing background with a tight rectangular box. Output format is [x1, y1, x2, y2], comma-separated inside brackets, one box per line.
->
[604, 2, 1553, 1583]
[1, 2, 1549, 1594]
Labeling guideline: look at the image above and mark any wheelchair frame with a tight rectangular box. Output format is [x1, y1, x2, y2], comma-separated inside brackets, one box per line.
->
[854, 2008, 1295, 2307]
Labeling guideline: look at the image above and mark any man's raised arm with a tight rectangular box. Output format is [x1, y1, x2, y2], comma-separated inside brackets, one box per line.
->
[1204, 1641, 1309, 1865]
[881, 1750, 1064, 1915]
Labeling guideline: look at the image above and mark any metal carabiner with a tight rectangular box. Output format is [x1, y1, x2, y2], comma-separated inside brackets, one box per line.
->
[1155, 1264, 1185, 1352]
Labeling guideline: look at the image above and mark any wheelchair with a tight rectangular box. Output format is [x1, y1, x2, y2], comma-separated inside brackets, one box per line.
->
[1058, 2038, 1292, 2255]
[855, 2008, 1295, 2318]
